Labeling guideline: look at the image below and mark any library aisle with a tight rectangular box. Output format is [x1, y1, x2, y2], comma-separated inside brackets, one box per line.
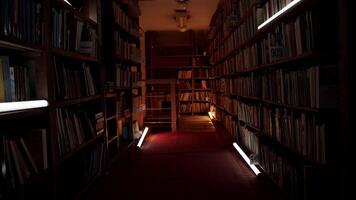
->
[84, 128, 283, 200]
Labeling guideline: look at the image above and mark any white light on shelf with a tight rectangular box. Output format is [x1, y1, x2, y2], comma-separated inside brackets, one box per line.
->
[258, 0, 302, 30]
[0, 100, 49, 113]
[137, 127, 149, 148]
[63, 0, 72, 6]
[233, 142, 261, 175]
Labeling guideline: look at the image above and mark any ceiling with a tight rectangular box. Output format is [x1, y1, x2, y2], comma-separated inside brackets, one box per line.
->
[139, 0, 219, 31]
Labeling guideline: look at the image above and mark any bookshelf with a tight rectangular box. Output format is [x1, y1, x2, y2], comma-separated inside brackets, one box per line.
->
[177, 56, 211, 115]
[208, 0, 338, 200]
[101, 0, 141, 166]
[1, 0, 107, 199]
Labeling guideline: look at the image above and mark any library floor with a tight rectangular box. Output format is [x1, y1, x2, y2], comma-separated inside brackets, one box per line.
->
[84, 117, 284, 200]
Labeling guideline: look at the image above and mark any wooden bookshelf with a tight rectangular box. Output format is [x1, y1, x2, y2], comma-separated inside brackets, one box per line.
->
[208, 0, 339, 200]
[101, 0, 141, 166]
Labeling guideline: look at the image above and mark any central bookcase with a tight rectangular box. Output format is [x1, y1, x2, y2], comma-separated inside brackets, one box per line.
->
[208, 0, 338, 199]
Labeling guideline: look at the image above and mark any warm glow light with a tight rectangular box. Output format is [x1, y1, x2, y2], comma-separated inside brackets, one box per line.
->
[208, 112, 215, 119]
[258, 0, 302, 30]
[0, 100, 49, 113]
[233, 142, 261, 175]
[137, 127, 149, 148]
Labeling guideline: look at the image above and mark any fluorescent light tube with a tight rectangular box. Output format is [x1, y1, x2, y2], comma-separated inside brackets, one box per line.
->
[233, 142, 261, 175]
[258, 0, 302, 30]
[63, 0, 72, 6]
[137, 127, 149, 148]
[0, 100, 49, 113]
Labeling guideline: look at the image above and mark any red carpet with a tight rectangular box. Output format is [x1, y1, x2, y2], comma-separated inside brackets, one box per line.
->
[84, 130, 285, 200]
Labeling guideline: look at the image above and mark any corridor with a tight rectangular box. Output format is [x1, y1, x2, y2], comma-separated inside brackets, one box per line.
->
[85, 122, 284, 200]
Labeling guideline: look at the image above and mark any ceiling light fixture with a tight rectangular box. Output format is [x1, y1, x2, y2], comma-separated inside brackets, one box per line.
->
[174, 0, 190, 32]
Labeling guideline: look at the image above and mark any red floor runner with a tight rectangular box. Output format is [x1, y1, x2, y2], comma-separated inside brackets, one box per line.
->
[85, 131, 285, 200]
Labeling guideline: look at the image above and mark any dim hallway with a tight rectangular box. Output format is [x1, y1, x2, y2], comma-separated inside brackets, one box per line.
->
[84, 124, 284, 200]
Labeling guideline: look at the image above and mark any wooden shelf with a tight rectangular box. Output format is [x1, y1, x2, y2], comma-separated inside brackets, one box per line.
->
[107, 115, 117, 121]
[52, 48, 98, 62]
[0, 107, 47, 121]
[114, 56, 140, 65]
[262, 99, 319, 112]
[238, 120, 261, 132]
[108, 136, 118, 144]
[55, 95, 102, 107]
[113, 23, 140, 43]
[0, 38, 43, 52]
[59, 134, 105, 163]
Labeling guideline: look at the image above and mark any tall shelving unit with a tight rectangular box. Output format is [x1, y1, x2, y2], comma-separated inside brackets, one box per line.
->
[101, 0, 142, 167]
[208, 0, 338, 200]
[1, 0, 107, 199]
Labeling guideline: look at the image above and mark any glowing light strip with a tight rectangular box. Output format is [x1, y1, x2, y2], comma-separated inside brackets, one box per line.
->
[137, 127, 149, 148]
[0, 100, 49, 113]
[63, 0, 72, 6]
[233, 142, 261, 175]
[258, 0, 302, 30]
[208, 112, 215, 119]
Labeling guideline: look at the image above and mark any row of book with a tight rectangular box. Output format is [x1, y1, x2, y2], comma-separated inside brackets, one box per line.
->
[237, 125, 260, 157]
[113, 31, 141, 62]
[195, 80, 209, 90]
[52, 8, 97, 56]
[117, 91, 131, 118]
[213, 93, 239, 116]
[214, 108, 236, 138]
[211, 10, 318, 70]
[0, 56, 37, 102]
[210, 11, 257, 64]
[193, 92, 210, 101]
[261, 66, 336, 109]
[178, 80, 192, 90]
[131, 66, 142, 87]
[259, 143, 308, 200]
[56, 108, 102, 158]
[178, 70, 192, 79]
[226, 75, 262, 98]
[1, 129, 47, 188]
[112, 1, 139, 37]
[237, 101, 261, 129]
[212, 65, 336, 109]
[260, 0, 296, 23]
[212, 41, 260, 76]
[262, 107, 327, 164]
[118, 119, 132, 141]
[210, 0, 254, 41]
[54, 58, 98, 100]
[0, 0, 43, 45]
[115, 65, 131, 88]
[179, 92, 191, 101]
[82, 143, 105, 184]
[179, 103, 210, 113]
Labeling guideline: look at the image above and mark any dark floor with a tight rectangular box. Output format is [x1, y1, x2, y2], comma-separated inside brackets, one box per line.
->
[84, 118, 284, 200]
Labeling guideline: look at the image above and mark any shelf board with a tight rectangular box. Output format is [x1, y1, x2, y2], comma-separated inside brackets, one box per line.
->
[52, 48, 98, 62]
[0, 38, 43, 52]
[238, 120, 261, 132]
[194, 89, 211, 91]
[55, 95, 102, 107]
[0, 107, 47, 121]
[113, 23, 140, 43]
[108, 136, 118, 144]
[59, 134, 104, 163]
[114, 56, 140, 65]
[262, 99, 319, 112]
[107, 115, 117, 121]
[228, 52, 319, 75]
